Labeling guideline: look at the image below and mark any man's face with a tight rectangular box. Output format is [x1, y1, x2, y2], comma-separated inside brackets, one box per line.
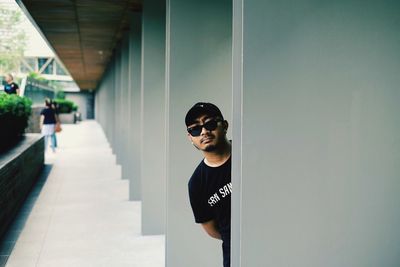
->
[187, 114, 226, 152]
[5, 75, 12, 83]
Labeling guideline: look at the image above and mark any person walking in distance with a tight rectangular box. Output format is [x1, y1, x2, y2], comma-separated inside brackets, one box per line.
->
[40, 98, 57, 152]
[186, 102, 232, 267]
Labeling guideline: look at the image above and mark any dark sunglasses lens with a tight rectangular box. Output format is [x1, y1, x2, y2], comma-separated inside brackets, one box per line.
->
[204, 120, 218, 131]
[188, 120, 219, 136]
[188, 126, 202, 136]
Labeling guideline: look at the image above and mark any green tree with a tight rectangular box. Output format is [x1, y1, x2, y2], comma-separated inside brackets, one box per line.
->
[28, 71, 47, 81]
[55, 89, 66, 100]
[0, 3, 27, 73]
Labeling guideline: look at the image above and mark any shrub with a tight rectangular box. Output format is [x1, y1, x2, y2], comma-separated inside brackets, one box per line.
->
[0, 93, 32, 150]
[55, 90, 65, 100]
[28, 72, 47, 82]
[53, 98, 78, 114]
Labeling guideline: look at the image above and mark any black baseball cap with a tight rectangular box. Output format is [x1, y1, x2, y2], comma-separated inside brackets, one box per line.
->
[185, 102, 224, 126]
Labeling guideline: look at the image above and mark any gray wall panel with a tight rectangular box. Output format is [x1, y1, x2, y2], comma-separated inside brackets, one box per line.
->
[121, 35, 131, 180]
[166, 0, 232, 266]
[233, 1, 400, 266]
[141, 0, 166, 235]
[129, 12, 143, 201]
[65, 91, 94, 121]
[112, 53, 119, 157]
[107, 61, 116, 151]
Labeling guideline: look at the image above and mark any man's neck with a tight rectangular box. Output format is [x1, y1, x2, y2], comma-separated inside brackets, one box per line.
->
[203, 140, 231, 167]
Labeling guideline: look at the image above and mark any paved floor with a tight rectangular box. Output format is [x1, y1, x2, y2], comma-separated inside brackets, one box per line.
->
[4, 121, 164, 267]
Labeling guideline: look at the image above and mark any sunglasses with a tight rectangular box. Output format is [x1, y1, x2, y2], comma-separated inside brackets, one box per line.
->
[187, 119, 221, 137]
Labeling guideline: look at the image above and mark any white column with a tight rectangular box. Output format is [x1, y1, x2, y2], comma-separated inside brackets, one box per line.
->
[95, 56, 116, 156]
[166, 0, 232, 266]
[129, 12, 143, 201]
[141, 0, 166, 235]
[120, 35, 131, 180]
[113, 48, 122, 161]
[232, 1, 400, 266]
[107, 59, 116, 151]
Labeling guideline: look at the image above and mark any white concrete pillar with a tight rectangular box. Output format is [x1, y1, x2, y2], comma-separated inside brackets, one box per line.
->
[166, 0, 232, 266]
[106, 60, 116, 150]
[120, 35, 131, 180]
[95, 60, 114, 148]
[95, 58, 115, 150]
[129, 12, 143, 201]
[113, 49, 122, 159]
[141, 0, 166, 235]
[232, 1, 400, 266]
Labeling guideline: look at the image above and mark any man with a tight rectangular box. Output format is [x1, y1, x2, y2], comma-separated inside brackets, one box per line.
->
[186, 102, 232, 267]
[3, 74, 20, 95]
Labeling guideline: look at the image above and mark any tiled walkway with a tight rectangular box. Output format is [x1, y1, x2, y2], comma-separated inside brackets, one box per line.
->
[3, 121, 164, 267]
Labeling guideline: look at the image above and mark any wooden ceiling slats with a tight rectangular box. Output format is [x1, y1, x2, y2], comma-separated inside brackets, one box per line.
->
[21, 0, 142, 90]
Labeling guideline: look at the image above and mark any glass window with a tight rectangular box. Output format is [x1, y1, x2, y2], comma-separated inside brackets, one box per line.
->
[20, 58, 36, 73]
[55, 61, 67, 75]
[38, 57, 48, 70]
[38, 58, 54, 74]
[43, 60, 54, 75]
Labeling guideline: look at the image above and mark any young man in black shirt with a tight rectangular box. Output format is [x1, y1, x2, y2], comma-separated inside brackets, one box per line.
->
[3, 74, 20, 95]
[186, 102, 232, 267]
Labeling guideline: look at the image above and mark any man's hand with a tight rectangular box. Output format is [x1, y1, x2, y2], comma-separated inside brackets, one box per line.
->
[201, 220, 221, 240]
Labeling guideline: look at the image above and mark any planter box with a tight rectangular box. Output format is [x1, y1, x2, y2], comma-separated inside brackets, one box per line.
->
[0, 134, 44, 239]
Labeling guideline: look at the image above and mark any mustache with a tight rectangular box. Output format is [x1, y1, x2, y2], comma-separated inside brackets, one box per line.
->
[201, 134, 215, 143]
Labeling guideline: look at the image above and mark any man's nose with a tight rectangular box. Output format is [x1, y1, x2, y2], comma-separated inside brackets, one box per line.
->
[200, 125, 210, 136]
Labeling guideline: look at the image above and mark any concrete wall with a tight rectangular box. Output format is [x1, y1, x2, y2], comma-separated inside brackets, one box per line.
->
[0, 135, 44, 239]
[232, 1, 400, 266]
[64, 91, 95, 120]
[95, 14, 142, 202]
[96, 56, 118, 168]
[129, 12, 143, 201]
[96, 4, 166, 236]
[95, 1, 400, 266]
[141, 0, 166, 235]
[120, 35, 131, 181]
[166, 0, 232, 266]
[114, 46, 123, 165]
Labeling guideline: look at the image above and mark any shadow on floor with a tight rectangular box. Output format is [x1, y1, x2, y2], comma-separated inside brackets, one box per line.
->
[0, 164, 53, 267]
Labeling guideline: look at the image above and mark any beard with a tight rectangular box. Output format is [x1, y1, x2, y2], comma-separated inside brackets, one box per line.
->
[201, 134, 225, 152]
[203, 144, 217, 152]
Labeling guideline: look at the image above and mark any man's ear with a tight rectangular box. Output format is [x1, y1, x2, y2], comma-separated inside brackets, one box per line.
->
[223, 120, 229, 132]
[187, 133, 193, 142]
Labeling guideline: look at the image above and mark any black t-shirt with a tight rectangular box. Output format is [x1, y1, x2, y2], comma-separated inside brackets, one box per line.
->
[188, 156, 232, 242]
[40, 108, 56, 124]
[4, 82, 19, 94]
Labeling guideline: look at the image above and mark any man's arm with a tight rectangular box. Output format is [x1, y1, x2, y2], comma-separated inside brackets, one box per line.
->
[201, 220, 221, 240]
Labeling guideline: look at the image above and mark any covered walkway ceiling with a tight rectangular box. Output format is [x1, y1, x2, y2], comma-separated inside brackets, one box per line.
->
[17, 0, 142, 90]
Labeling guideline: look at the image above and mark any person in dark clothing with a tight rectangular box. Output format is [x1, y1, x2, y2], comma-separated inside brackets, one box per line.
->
[186, 102, 232, 267]
[3, 74, 20, 95]
[40, 98, 57, 152]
